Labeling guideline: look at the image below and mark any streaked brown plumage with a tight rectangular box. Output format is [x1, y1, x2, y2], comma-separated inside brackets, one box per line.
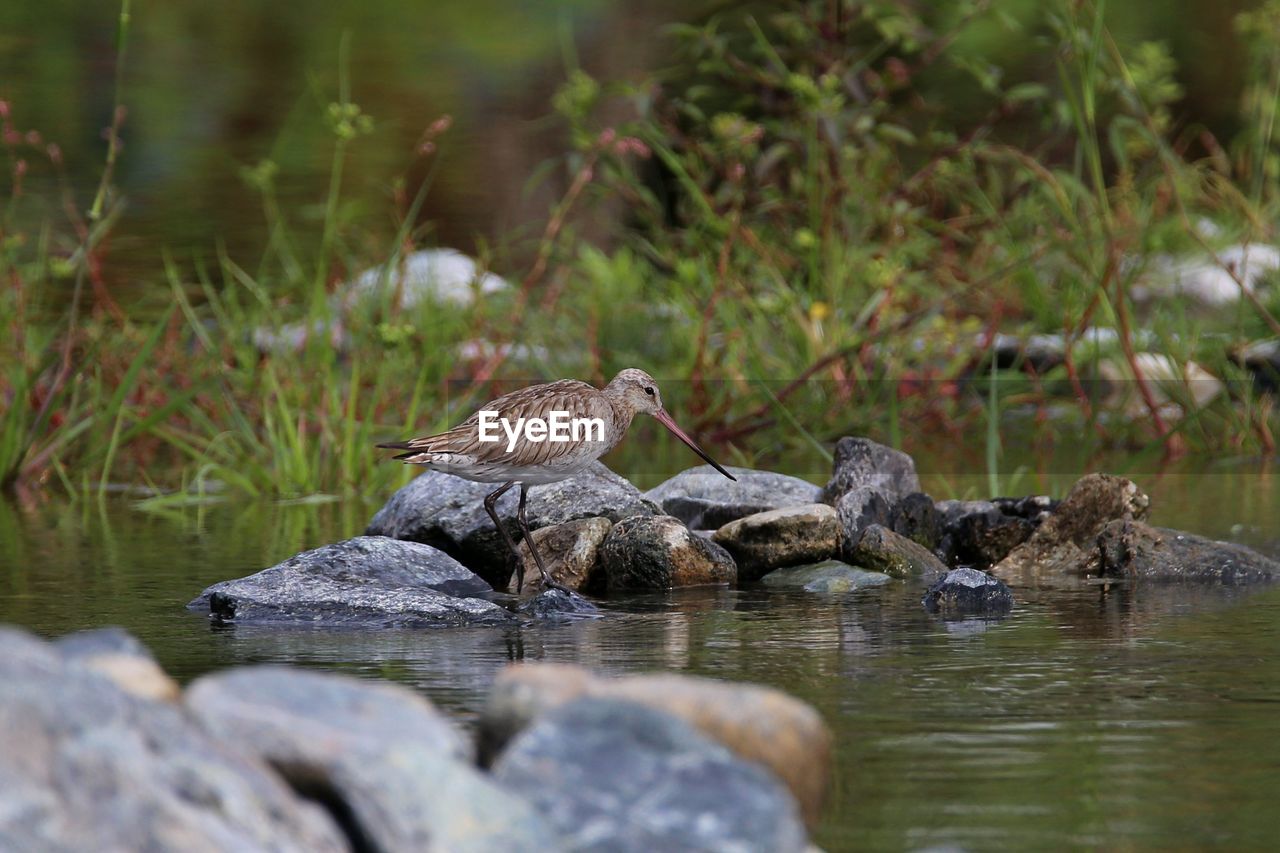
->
[377, 368, 735, 593]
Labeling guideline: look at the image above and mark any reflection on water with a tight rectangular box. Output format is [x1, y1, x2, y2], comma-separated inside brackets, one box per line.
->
[2, 466, 1279, 849]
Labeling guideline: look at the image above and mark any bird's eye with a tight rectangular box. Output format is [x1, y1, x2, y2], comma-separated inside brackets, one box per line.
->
[644, 386, 655, 396]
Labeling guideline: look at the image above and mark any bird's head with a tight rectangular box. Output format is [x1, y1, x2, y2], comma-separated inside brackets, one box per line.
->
[606, 368, 735, 481]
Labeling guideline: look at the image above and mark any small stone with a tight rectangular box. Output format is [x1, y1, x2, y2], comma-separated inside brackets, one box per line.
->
[645, 465, 823, 530]
[507, 517, 612, 595]
[761, 560, 893, 593]
[711, 504, 840, 581]
[601, 515, 737, 590]
[849, 524, 948, 579]
[821, 436, 921, 504]
[923, 568, 1015, 615]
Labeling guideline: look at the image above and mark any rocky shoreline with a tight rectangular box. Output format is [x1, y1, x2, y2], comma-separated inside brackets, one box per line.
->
[190, 435, 1280, 627]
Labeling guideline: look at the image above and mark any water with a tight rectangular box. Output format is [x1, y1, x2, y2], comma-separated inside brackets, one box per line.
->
[3, 462, 1279, 849]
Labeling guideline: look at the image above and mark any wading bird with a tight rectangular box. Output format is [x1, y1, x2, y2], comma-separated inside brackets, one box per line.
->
[378, 368, 736, 593]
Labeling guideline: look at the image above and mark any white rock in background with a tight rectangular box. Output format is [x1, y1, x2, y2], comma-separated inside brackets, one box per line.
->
[1138, 244, 1280, 307]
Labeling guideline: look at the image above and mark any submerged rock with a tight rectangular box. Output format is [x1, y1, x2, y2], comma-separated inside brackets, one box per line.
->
[821, 436, 921, 505]
[993, 474, 1149, 583]
[761, 560, 893, 593]
[491, 697, 809, 852]
[515, 587, 602, 620]
[923, 568, 1015, 615]
[601, 515, 737, 590]
[53, 627, 179, 703]
[1096, 520, 1280, 584]
[187, 666, 556, 851]
[849, 524, 948, 579]
[188, 536, 511, 627]
[0, 627, 347, 851]
[507, 517, 612, 596]
[711, 503, 840, 581]
[644, 465, 822, 530]
[478, 662, 833, 827]
[366, 462, 656, 586]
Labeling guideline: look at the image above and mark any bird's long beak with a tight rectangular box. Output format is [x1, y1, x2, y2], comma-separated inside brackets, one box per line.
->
[653, 408, 737, 481]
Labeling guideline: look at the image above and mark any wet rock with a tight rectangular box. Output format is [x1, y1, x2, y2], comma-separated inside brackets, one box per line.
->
[993, 474, 1149, 583]
[936, 500, 1036, 569]
[849, 524, 948, 579]
[0, 627, 346, 851]
[886, 491, 941, 549]
[515, 587, 602, 620]
[711, 503, 840, 581]
[835, 485, 893, 545]
[479, 663, 833, 828]
[1096, 520, 1280, 584]
[366, 462, 657, 586]
[491, 697, 809, 852]
[187, 666, 556, 851]
[507, 517, 612, 596]
[188, 536, 511, 627]
[54, 627, 179, 703]
[601, 515, 737, 590]
[923, 568, 1015, 615]
[761, 560, 893, 593]
[645, 465, 822, 530]
[821, 436, 921, 504]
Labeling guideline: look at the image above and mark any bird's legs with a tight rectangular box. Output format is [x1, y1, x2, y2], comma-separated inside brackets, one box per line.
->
[517, 483, 573, 595]
[483, 481, 523, 588]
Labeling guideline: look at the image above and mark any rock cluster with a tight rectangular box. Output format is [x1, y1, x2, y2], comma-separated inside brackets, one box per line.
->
[0, 626, 827, 851]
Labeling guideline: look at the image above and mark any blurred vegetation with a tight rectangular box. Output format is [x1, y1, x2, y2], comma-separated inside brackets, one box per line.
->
[3, 0, 1280, 501]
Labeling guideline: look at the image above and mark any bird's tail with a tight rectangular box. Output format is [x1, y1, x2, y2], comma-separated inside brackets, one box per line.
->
[375, 440, 426, 462]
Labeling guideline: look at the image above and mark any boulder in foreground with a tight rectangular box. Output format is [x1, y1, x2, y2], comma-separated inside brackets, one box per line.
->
[601, 515, 737, 590]
[188, 536, 510, 627]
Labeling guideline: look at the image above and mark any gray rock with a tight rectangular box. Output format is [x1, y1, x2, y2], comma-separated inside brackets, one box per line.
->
[187, 666, 556, 851]
[492, 697, 809, 852]
[835, 485, 892, 546]
[507, 517, 613, 595]
[601, 515, 737, 590]
[993, 474, 1149, 583]
[367, 462, 657, 585]
[935, 500, 1035, 569]
[516, 588, 602, 620]
[53, 627, 179, 703]
[0, 627, 346, 852]
[644, 465, 822, 530]
[188, 536, 511, 628]
[821, 436, 921, 504]
[761, 560, 893, 593]
[1096, 520, 1280, 583]
[886, 491, 941, 549]
[479, 663, 833, 829]
[849, 524, 948, 579]
[711, 503, 840, 581]
[53, 626, 154, 661]
[923, 568, 1015, 615]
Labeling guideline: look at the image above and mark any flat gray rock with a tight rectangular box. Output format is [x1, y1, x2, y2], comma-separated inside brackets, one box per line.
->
[1097, 520, 1280, 584]
[601, 515, 737, 590]
[761, 560, 893, 593]
[644, 465, 822, 530]
[188, 536, 510, 627]
[712, 503, 840, 581]
[0, 628, 346, 852]
[492, 697, 809, 853]
[923, 568, 1014, 615]
[187, 666, 556, 851]
[367, 462, 656, 585]
[822, 436, 921, 504]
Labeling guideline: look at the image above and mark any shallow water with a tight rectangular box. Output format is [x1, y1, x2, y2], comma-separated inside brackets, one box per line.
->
[3, 457, 1279, 849]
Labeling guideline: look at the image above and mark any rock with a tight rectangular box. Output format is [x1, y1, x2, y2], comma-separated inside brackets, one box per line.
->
[761, 560, 893, 593]
[1137, 243, 1280, 307]
[923, 568, 1015, 615]
[479, 663, 833, 828]
[886, 491, 941, 549]
[936, 500, 1036, 569]
[507, 517, 612, 595]
[491, 697, 809, 852]
[1096, 520, 1280, 584]
[711, 504, 840, 581]
[515, 588, 602, 620]
[54, 627, 179, 703]
[0, 627, 346, 851]
[835, 485, 892, 545]
[821, 436, 921, 504]
[644, 465, 822, 530]
[601, 515, 737, 590]
[992, 494, 1058, 523]
[1233, 339, 1280, 394]
[849, 524, 948, 579]
[187, 536, 511, 627]
[186, 666, 556, 851]
[367, 462, 657, 586]
[993, 474, 1149, 583]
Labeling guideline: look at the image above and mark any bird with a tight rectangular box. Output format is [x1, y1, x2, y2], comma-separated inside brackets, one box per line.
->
[377, 368, 736, 594]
